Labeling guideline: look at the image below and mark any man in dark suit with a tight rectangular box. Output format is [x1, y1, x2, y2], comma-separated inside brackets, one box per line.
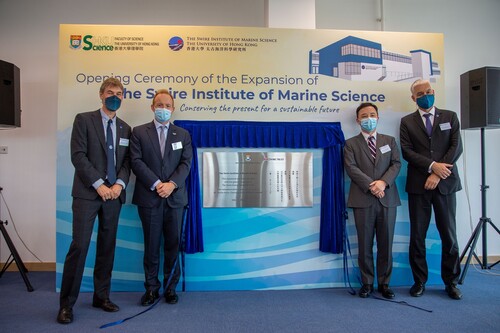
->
[57, 78, 131, 324]
[344, 102, 401, 299]
[400, 79, 463, 300]
[130, 89, 192, 306]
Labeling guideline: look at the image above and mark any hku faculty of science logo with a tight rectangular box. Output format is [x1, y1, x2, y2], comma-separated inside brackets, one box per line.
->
[69, 34, 114, 51]
[70, 35, 82, 49]
[169, 36, 184, 51]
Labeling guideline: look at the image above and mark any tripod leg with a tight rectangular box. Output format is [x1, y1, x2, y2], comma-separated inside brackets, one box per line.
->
[487, 220, 500, 235]
[459, 219, 482, 263]
[458, 219, 483, 285]
[485, 220, 500, 269]
[0, 223, 34, 292]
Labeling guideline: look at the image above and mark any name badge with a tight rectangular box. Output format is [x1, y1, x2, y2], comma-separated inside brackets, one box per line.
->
[119, 138, 129, 146]
[379, 144, 391, 154]
[440, 122, 452, 131]
[172, 141, 183, 150]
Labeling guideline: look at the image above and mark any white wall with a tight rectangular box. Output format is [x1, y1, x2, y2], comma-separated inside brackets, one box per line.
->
[1, 0, 499, 265]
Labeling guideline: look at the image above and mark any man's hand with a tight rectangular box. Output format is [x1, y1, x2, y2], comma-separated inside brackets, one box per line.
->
[431, 162, 453, 179]
[109, 184, 123, 200]
[369, 180, 387, 198]
[156, 182, 175, 198]
[96, 184, 114, 201]
[425, 173, 441, 190]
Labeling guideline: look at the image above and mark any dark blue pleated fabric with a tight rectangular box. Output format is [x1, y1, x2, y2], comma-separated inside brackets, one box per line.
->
[174, 120, 346, 254]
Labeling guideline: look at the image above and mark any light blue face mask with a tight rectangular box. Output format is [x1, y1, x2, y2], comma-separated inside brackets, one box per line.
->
[360, 117, 377, 132]
[154, 108, 172, 123]
[105, 95, 121, 111]
[416, 94, 435, 110]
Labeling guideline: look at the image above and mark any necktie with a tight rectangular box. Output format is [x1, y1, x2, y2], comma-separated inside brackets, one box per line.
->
[106, 119, 116, 184]
[159, 126, 166, 158]
[368, 136, 376, 161]
[423, 113, 432, 136]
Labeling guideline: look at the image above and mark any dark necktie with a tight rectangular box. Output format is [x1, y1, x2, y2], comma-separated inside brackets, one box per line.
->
[159, 126, 166, 158]
[368, 136, 376, 161]
[106, 119, 116, 184]
[423, 113, 433, 136]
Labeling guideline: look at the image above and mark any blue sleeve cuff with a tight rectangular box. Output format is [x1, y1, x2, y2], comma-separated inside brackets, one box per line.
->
[93, 179, 105, 190]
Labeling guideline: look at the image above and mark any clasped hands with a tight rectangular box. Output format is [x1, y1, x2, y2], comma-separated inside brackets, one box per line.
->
[156, 181, 175, 199]
[369, 180, 387, 199]
[97, 184, 123, 201]
[425, 162, 453, 190]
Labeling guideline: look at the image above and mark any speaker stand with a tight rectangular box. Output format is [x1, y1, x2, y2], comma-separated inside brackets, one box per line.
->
[458, 128, 500, 284]
[0, 187, 34, 291]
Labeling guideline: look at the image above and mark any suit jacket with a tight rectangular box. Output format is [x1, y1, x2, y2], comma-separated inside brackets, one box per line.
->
[130, 121, 193, 208]
[400, 107, 463, 195]
[70, 110, 131, 203]
[344, 133, 401, 208]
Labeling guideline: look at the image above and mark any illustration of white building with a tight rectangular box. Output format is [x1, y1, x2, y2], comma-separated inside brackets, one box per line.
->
[309, 35, 440, 82]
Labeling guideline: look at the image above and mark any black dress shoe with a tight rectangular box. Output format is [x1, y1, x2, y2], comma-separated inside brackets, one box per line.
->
[141, 290, 160, 306]
[410, 282, 425, 297]
[378, 284, 395, 299]
[57, 307, 73, 324]
[165, 290, 179, 304]
[445, 284, 462, 300]
[92, 298, 120, 312]
[358, 284, 373, 298]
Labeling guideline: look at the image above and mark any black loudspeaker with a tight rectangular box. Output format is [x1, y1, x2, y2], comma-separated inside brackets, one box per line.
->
[0, 59, 21, 128]
[460, 66, 500, 130]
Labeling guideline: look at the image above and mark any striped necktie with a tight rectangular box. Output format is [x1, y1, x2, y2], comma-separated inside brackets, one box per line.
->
[368, 136, 376, 161]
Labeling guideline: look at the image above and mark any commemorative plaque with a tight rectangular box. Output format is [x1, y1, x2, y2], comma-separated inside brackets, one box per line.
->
[203, 152, 313, 208]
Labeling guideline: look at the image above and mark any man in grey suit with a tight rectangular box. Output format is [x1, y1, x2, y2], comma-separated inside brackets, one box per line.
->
[344, 102, 401, 299]
[57, 78, 131, 324]
[130, 89, 192, 306]
[400, 79, 463, 300]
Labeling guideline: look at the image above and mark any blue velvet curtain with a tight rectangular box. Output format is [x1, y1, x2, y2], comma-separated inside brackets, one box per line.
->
[174, 120, 346, 254]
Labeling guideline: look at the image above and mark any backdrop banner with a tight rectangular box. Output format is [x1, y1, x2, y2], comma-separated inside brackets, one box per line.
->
[57, 24, 445, 291]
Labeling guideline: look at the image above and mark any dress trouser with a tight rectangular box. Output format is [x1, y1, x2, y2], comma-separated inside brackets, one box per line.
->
[60, 197, 121, 308]
[353, 201, 396, 286]
[138, 200, 183, 293]
[408, 191, 461, 285]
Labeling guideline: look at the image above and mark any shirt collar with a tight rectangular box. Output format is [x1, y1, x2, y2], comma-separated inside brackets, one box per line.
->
[100, 108, 118, 123]
[361, 131, 377, 141]
[154, 118, 170, 130]
[418, 106, 435, 118]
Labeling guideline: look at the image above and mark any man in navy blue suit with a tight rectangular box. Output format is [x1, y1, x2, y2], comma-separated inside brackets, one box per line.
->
[57, 78, 131, 324]
[130, 89, 192, 306]
[400, 79, 463, 300]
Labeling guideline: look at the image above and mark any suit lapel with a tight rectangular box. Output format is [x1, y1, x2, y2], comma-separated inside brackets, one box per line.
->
[374, 134, 384, 164]
[145, 121, 163, 160]
[412, 110, 429, 137]
[91, 110, 107, 152]
[433, 108, 442, 133]
[114, 117, 125, 159]
[356, 133, 374, 163]
[164, 124, 178, 161]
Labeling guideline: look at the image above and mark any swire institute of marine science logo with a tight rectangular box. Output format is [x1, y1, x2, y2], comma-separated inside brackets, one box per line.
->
[168, 36, 184, 51]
